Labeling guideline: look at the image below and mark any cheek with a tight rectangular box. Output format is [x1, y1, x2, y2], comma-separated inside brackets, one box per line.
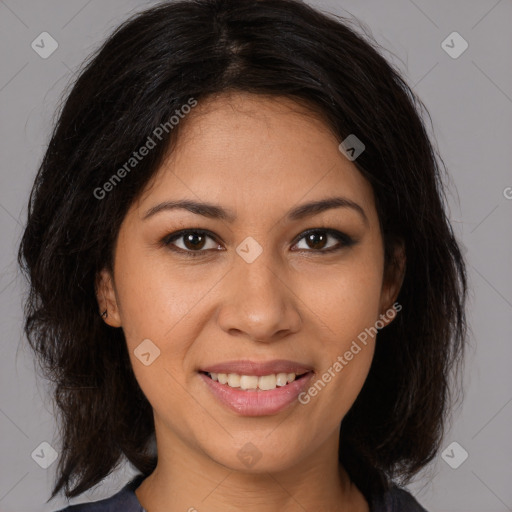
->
[113, 241, 207, 345]
[295, 250, 383, 417]
[300, 254, 384, 343]
[112, 243, 218, 409]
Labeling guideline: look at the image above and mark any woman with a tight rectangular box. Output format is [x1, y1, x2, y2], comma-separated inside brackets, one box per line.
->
[18, 0, 467, 511]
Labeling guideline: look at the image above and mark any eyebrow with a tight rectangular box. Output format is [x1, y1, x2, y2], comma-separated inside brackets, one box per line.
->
[142, 196, 368, 225]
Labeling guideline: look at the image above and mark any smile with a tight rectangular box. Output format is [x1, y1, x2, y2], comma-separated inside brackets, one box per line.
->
[198, 360, 315, 416]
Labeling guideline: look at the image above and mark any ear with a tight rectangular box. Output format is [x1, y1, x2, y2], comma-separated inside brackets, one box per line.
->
[378, 238, 406, 327]
[95, 268, 122, 327]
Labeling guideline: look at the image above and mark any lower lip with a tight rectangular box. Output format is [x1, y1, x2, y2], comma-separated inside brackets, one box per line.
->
[199, 372, 314, 416]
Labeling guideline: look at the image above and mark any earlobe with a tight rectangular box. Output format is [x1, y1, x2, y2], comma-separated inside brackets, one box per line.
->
[95, 269, 122, 327]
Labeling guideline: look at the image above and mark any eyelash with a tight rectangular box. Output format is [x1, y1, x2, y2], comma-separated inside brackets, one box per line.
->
[161, 228, 356, 257]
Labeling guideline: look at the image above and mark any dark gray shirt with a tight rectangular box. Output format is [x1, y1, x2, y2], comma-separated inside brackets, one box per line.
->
[55, 473, 428, 511]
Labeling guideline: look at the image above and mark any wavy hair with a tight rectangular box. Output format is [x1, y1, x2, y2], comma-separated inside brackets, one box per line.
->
[17, 0, 467, 501]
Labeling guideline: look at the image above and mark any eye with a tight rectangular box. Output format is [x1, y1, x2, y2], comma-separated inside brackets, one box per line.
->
[292, 229, 355, 252]
[161, 228, 355, 257]
[162, 229, 222, 255]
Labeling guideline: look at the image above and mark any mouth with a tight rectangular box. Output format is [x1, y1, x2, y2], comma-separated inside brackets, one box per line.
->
[197, 361, 315, 416]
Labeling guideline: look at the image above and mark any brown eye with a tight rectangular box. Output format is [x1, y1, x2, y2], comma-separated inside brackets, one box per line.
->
[163, 230, 220, 255]
[293, 229, 356, 252]
[305, 231, 328, 250]
[183, 232, 206, 250]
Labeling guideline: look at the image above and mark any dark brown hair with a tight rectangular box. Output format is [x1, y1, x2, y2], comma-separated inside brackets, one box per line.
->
[18, 0, 467, 502]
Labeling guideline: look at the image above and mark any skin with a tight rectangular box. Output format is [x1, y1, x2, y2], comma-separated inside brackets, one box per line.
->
[97, 92, 405, 512]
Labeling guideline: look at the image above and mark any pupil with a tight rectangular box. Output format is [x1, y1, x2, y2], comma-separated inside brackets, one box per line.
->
[307, 232, 326, 249]
[185, 232, 205, 250]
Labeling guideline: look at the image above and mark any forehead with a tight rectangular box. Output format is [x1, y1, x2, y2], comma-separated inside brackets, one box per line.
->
[170, 91, 337, 166]
[135, 92, 377, 224]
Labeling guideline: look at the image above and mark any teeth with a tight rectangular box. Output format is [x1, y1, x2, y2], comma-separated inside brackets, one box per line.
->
[227, 374, 241, 388]
[276, 373, 288, 386]
[207, 372, 302, 391]
[257, 374, 276, 390]
[240, 375, 259, 390]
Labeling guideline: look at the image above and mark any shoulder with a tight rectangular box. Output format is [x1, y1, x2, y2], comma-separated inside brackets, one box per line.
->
[54, 474, 146, 512]
[371, 484, 428, 512]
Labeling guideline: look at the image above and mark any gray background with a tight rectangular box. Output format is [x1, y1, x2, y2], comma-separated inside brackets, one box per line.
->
[1, 0, 511, 511]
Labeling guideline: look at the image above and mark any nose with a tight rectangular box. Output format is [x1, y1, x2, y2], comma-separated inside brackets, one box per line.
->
[216, 254, 302, 343]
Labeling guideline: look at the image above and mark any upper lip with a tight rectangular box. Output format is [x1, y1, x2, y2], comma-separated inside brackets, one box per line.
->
[200, 359, 314, 377]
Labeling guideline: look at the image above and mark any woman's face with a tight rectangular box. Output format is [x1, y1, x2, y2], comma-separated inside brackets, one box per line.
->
[99, 92, 402, 474]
